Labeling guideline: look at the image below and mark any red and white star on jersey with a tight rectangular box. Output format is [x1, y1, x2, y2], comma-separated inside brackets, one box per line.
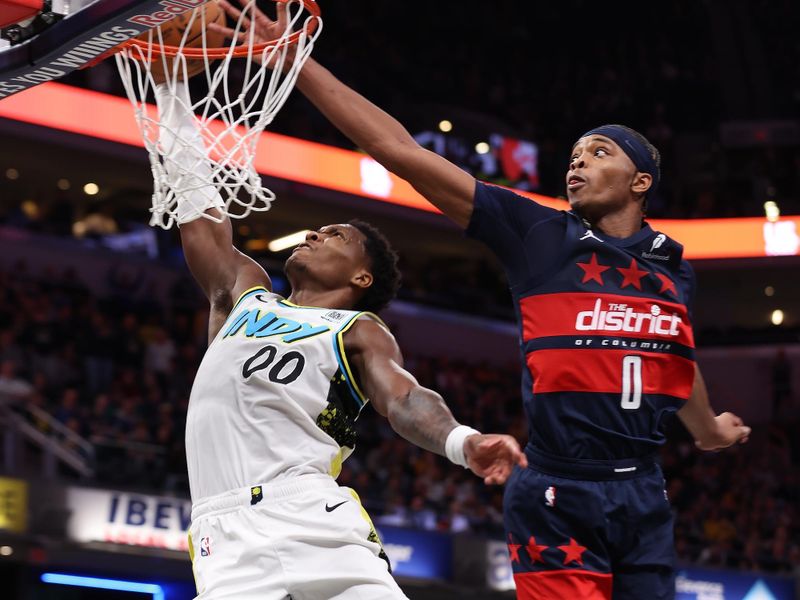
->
[558, 538, 587, 565]
[654, 273, 677, 295]
[508, 534, 550, 564]
[616, 259, 648, 290]
[576, 255, 675, 297]
[526, 536, 548, 564]
[576, 253, 611, 284]
[508, 534, 522, 563]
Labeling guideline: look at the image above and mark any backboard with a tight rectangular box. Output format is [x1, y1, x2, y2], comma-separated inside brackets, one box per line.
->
[0, 0, 209, 99]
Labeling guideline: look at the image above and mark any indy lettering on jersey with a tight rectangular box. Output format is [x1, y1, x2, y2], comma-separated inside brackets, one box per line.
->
[223, 308, 330, 343]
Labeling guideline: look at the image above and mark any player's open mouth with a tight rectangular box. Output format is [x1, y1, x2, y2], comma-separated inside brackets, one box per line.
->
[567, 176, 586, 190]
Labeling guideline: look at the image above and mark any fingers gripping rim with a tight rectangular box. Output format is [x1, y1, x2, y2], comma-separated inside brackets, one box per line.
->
[123, 0, 321, 59]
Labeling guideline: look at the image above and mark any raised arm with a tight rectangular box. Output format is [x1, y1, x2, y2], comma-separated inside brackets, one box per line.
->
[212, 1, 476, 228]
[153, 80, 270, 342]
[344, 319, 527, 484]
[296, 60, 476, 228]
[677, 365, 750, 451]
[180, 214, 270, 342]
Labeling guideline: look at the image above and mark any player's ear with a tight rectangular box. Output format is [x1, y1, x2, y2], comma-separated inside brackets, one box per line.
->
[351, 269, 373, 291]
[631, 172, 652, 196]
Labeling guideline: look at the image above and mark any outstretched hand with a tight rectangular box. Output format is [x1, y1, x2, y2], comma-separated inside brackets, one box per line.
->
[696, 412, 751, 451]
[464, 434, 528, 485]
[209, 0, 292, 65]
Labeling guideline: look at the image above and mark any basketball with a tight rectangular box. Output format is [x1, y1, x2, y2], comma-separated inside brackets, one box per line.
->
[135, 0, 227, 83]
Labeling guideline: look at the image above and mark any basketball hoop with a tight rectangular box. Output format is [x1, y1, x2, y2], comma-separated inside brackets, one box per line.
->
[114, 0, 322, 229]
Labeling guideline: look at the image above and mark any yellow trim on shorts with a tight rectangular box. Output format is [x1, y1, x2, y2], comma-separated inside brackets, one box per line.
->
[187, 532, 200, 591]
[347, 488, 382, 544]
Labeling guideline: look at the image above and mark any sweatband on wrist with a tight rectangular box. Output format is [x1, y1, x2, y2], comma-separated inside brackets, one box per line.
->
[445, 425, 481, 468]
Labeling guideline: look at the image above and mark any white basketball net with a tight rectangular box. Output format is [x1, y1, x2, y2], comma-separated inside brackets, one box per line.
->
[114, 0, 322, 229]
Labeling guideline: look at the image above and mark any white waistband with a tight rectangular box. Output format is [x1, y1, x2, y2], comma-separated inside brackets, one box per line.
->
[191, 474, 338, 521]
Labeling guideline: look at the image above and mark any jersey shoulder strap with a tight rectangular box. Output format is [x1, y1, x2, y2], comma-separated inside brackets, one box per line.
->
[332, 311, 388, 406]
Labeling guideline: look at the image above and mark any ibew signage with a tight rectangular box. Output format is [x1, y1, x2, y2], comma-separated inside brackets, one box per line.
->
[67, 487, 191, 552]
[486, 539, 516, 591]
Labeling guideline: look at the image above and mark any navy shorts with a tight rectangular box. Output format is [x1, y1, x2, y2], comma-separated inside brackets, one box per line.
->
[504, 447, 676, 600]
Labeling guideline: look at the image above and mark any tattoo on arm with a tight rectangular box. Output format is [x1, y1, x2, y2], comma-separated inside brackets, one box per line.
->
[386, 386, 458, 456]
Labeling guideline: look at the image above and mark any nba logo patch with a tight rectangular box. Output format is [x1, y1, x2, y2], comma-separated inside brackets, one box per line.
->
[200, 536, 212, 557]
[545, 486, 556, 507]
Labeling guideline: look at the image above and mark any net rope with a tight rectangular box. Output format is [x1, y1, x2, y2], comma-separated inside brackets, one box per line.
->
[114, 0, 322, 229]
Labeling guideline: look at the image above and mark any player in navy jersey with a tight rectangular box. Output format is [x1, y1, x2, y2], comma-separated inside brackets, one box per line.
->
[212, 5, 751, 598]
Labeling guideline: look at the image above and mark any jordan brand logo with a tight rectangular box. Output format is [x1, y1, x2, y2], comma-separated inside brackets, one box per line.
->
[579, 230, 604, 243]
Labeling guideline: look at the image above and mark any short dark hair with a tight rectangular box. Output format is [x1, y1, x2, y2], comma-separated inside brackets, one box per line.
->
[348, 219, 401, 313]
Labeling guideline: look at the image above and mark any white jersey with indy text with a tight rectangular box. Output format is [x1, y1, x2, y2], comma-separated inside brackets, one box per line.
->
[185, 287, 381, 502]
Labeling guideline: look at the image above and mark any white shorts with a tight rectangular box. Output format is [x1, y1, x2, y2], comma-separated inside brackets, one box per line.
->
[188, 474, 408, 600]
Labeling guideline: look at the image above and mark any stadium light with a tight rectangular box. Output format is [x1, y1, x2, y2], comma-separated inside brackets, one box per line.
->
[771, 310, 784, 326]
[764, 286, 775, 297]
[268, 230, 311, 252]
[83, 182, 99, 196]
[0, 546, 12, 556]
[21, 200, 39, 219]
[764, 201, 780, 222]
[438, 120, 453, 133]
[41, 573, 165, 600]
[57, 178, 71, 190]
[5, 168, 18, 180]
[475, 142, 490, 154]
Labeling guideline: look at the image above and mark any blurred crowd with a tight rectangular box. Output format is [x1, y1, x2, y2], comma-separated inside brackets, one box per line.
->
[1, 263, 799, 575]
[63, 0, 800, 219]
[0, 206, 519, 321]
[0, 263, 196, 488]
[664, 429, 800, 574]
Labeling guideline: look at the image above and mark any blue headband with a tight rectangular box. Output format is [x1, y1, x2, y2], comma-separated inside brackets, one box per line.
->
[581, 125, 659, 198]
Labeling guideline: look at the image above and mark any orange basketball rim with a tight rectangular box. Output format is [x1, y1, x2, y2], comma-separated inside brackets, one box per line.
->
[122, 0, 321, 58]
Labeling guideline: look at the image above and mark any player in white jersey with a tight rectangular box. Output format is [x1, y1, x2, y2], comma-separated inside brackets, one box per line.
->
[157, 84, 527, 600]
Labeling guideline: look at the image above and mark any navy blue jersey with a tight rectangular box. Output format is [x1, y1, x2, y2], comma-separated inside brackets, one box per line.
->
[467, 182, 696, 461]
